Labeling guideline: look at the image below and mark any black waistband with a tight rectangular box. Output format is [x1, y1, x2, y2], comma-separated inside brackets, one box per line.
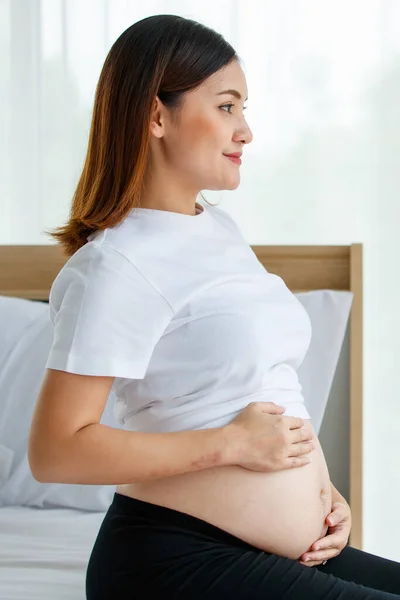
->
[111, 492, 254, 550]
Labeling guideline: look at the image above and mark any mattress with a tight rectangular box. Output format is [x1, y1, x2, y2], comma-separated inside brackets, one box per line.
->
[0, 506, 105, 599]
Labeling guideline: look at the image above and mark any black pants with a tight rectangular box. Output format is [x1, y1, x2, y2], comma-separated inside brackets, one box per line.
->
[86, 492, 400, 599]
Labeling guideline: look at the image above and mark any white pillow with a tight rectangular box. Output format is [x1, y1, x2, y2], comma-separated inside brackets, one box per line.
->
[0, 290, 352, 511]
[0, 297, 49, 490]
[296, 290, 353, 433]
[0, 296, 48, 365]
[0, 299, 120, 511]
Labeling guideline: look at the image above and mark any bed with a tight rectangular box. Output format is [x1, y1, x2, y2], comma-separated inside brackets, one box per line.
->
[0, 243, 363, 599]
[0, 506, 104, 599]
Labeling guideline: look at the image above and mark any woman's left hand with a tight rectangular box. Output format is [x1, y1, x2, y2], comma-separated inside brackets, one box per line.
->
[298, 501, 352, 567]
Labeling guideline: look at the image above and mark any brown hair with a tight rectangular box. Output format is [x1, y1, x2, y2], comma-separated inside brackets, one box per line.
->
[45, 14, 240, 256]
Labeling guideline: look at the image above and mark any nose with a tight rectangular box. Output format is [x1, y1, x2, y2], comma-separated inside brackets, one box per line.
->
[233, 120, 253, 146]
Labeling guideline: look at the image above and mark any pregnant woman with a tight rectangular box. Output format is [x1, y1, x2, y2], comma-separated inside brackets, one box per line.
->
[28, 14, 400, 599]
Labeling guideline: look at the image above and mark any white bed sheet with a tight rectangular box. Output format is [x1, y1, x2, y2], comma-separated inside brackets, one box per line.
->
[0, 506, 105, 600]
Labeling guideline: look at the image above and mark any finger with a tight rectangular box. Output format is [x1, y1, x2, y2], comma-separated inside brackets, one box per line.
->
[299, 559, 324, 568]
[287, 417, 305, 430]
[293, 428, 314, 443]
[299, 560, 314, 567]
[288, 441, 315, 457]
[326, 504, 348, 526]
[301, 549, 338, 563]
[285, 456, 312, 469]
[261, 402, 286, 414]
[311, 534, 343, 551]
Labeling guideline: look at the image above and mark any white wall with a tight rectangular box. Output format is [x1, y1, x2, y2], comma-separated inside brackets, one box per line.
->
[1, 0, 399, 561]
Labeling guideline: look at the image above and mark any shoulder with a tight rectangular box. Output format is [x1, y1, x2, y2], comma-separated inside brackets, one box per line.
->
[50, 240, 173, 314]
[46, 241, 174, 380]
[52, 241, 136, 292]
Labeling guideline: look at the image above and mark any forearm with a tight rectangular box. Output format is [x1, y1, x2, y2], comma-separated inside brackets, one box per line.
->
[29, 423, 233, 485]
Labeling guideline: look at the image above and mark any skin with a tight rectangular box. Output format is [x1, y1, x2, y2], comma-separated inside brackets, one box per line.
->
[299, 485, 352, 567]
[140, 59, 253, 214]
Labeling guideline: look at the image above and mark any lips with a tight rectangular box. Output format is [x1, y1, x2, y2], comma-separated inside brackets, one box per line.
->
[224, 154, 242, 165]
[224, 153, 242, 158]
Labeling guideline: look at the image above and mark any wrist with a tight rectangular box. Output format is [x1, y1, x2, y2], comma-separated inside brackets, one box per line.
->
[218, 424, 242, 467]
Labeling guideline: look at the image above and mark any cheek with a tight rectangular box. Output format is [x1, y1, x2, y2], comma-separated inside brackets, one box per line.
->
[183, 115, 223, 151]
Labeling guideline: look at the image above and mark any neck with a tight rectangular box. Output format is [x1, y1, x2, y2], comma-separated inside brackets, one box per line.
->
[140, 167, 200, 216]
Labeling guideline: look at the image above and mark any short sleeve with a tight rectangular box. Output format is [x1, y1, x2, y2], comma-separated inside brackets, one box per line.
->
[45, 243, 174, 379]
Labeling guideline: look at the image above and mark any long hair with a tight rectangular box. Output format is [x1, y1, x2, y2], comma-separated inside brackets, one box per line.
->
[46, 14, 240, 256]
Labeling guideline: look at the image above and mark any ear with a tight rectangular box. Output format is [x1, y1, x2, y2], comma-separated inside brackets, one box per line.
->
[149, 96, 165, 139]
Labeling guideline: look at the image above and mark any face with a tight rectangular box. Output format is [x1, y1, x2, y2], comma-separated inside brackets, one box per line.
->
[148, 60, 253, 193]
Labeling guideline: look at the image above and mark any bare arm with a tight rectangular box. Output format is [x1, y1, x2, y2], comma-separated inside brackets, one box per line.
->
[28, 369, 232, 485]
[30, 423, 231, 485]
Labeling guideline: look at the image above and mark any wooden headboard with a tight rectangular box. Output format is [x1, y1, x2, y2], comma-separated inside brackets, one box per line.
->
[0, 243, 363, 549]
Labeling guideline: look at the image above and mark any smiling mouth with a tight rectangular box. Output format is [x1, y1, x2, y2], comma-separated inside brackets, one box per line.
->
[224, 155, 242, 165]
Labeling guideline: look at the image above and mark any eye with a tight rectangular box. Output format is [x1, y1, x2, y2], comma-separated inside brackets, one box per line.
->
[220, 103, 248, 114]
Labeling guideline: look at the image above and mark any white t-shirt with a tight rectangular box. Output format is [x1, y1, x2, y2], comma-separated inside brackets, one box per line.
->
[45, 201, 312, 432]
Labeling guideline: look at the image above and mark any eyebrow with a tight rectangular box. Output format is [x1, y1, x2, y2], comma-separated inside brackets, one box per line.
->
[216, 89, 248, 102]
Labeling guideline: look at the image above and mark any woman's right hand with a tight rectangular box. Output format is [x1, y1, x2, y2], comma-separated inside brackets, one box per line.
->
[225, 402, 315, 472]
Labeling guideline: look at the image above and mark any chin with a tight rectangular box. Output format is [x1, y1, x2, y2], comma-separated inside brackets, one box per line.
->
[207, 174, 240, 191]
[227, 178, 240, 190]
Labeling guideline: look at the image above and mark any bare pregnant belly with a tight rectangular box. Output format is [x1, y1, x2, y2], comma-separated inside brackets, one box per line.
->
[116, 420, 332, 560]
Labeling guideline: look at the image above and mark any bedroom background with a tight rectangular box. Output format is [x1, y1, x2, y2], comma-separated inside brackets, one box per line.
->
[1, 0, 399, 564]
